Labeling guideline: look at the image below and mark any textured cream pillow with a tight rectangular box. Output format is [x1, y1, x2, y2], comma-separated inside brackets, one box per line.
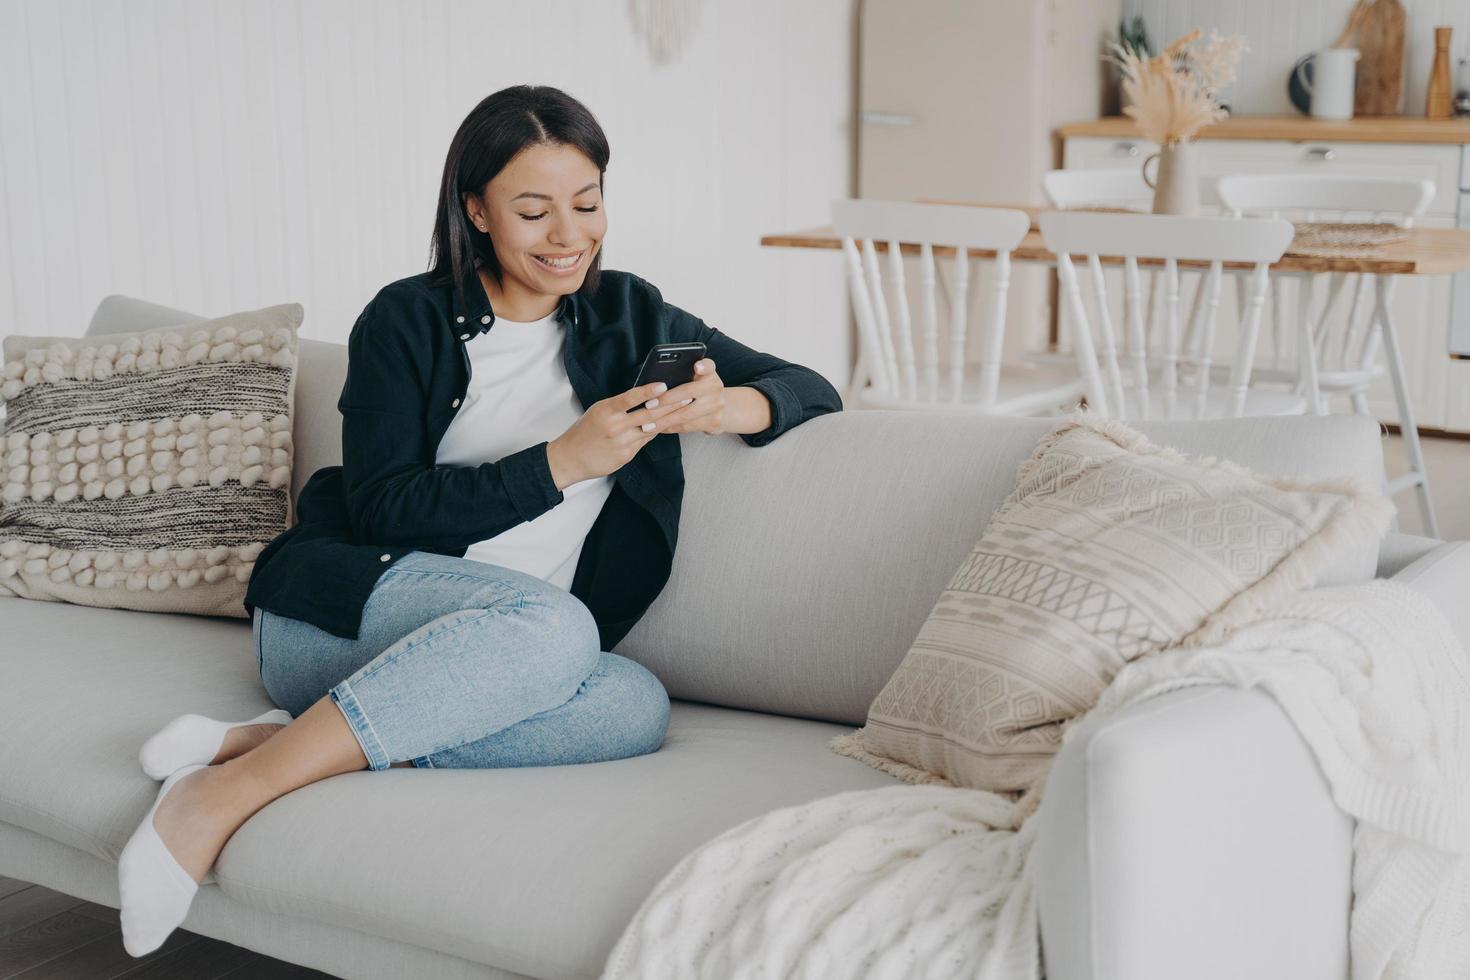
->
[0, 303, 301, 618]
[831, 413, 1394, 793]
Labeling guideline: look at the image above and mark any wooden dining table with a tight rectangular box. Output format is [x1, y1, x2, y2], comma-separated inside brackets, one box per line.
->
[761, 200, 1470, 539]
[760, 202, 1470, 276]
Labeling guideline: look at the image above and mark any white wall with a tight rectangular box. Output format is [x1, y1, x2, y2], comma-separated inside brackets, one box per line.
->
[1122, 0, 1470, 116]
[0, 0, 856, 388]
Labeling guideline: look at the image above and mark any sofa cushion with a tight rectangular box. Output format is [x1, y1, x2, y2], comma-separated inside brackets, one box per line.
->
[619, 411, 1388, 726]
[0, 601, 274, 862]
[291, 338, 349, 507]
[831, 413, 1393, 793]
[1, 304, 303, 618]
[85, 294, 211, 338]
[82, 295, 344, 513]
[0, 596, 893, 979]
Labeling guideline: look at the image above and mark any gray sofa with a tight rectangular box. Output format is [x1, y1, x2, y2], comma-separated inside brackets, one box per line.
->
[2, 295, 1467, 980]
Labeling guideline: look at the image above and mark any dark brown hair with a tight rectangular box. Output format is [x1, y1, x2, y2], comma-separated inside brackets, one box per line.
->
[428, 85, 611, 310]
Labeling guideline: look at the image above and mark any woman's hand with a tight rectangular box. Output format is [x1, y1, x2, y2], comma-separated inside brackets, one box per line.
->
[546, 380, 691, 489]
[657, 359, 775, 436]
[653, 359, 728, 435]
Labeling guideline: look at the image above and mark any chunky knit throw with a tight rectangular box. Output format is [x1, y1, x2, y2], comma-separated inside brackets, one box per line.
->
[602, 580, 1470, 980]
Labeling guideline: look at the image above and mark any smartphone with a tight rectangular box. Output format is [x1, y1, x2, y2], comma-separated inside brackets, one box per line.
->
[624, 342, 707, 413]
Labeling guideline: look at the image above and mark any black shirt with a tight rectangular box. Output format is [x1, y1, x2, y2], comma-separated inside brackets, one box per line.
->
[243, 265, 842, 651]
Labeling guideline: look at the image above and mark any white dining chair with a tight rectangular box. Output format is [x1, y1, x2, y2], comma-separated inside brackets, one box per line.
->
[1038, 210, 1297, 421]
[832, 198, 1087, 414]
[1041, 168, 1223, 213]
[1215, 174, 1438, 536]
[1041, 169, 1231, 380]
[1043, 168, 1155, 211]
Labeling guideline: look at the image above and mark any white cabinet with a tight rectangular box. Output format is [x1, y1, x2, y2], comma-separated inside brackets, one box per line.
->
[1060, 134, 1467, 433]
[1063, 137, 1461, 214]
[1063, 136, 1158, 171]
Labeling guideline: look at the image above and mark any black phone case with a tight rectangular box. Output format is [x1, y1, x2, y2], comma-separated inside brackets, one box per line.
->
[625, 343, 706, 412]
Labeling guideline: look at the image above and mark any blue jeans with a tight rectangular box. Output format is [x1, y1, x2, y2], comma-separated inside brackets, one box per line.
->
[252, 550, 671, 771]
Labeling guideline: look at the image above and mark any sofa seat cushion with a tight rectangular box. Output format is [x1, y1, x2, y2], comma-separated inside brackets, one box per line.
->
[1, 600, 273, 862]
[1, 596, 894, 979]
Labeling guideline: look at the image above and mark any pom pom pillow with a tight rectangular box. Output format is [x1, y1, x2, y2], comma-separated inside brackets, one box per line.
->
[0, 303, 302, 618]
[831, 413, 1394, 794]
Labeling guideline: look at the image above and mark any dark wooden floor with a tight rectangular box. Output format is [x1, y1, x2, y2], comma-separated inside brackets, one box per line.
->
[0, 876, 338, 979]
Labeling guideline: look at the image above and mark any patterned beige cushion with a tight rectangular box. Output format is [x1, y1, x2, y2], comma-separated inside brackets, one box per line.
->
[832, 413, 1394, 793]
[0, 304, 302, 618]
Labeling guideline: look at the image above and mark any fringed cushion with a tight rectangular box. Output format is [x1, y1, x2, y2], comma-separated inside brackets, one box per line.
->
[0, 303, 302, 619]
[831, 411, 1394, 794]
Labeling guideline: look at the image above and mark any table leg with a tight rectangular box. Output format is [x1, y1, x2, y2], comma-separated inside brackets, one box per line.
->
[1375, 275, 1440, 539]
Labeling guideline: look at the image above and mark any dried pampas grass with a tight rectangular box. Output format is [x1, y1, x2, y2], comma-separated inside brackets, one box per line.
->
[1110, 28, 1247, 146]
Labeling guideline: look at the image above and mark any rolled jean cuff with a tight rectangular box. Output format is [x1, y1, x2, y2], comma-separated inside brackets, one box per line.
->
[330, 680, 392, 771]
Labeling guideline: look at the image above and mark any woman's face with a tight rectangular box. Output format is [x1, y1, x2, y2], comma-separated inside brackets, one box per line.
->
[466, 142, 606, 315]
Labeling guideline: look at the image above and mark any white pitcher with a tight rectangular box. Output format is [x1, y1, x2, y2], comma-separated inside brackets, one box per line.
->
[1142, 142, 1200, 216]
[1297, 48, 1359, 120]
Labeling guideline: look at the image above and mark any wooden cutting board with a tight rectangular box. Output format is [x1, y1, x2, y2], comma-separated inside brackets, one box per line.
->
[1356, 0, 1406, 115]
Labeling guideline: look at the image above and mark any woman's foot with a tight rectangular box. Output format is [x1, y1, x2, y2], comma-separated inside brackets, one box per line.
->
[138, 709, 292, 779]
[136, 718, 396, 888]
[214, 722, 287, 764]
[119, 764, 236, 952]
[146, 764, 248, 882]
[121, 694, 383, 957]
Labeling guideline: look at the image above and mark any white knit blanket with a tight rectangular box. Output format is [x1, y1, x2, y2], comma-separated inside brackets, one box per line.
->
[601, 581, 1470, 980]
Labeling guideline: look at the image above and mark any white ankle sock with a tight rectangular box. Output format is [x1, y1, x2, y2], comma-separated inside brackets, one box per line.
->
[118, 762, 213, 956]
[138, 708, 292, 780]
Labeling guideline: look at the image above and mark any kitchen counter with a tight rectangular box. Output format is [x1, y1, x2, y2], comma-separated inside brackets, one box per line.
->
[1057, 114, 1470, 145]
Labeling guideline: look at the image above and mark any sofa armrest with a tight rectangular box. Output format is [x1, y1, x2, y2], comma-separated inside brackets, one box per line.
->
[1389, 540, 1470, 657]
[1377, 532, 1447, 580]
[1034, 685, 1352, 980]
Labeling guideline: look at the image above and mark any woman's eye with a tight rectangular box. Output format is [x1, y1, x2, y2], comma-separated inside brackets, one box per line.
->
[519, 206, 599, 222]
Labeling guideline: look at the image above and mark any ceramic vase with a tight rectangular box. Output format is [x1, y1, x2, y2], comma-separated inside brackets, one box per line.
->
[1143, 141, 1200, 216]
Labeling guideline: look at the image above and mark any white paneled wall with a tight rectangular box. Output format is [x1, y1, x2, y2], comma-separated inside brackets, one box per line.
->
[0, 0, 855, 388]
[1122, 0, 1470, 116]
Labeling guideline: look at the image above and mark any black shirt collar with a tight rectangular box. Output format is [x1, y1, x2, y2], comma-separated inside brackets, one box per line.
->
[450, 263, 578, 338]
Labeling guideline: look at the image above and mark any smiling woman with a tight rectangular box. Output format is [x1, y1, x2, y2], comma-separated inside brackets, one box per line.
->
[115, 84, 844, 959]
[436, 87, 612, 320]
[247, 82, 845, 644]
[465, 147, 606, 316]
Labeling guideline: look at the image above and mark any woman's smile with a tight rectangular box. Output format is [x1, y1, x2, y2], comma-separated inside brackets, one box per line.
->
[532, 249, 586, 274]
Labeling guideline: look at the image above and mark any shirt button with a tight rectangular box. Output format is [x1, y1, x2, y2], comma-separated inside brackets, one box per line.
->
[480, 314, 491, 325]
[379, 553, 391, 562]
[451, 397, 460, 408]
[455, 315, 465, 324]
[459, 332, 470, 341]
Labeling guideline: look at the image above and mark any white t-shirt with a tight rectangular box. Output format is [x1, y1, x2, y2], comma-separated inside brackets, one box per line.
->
[434, 311, 613, 591]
